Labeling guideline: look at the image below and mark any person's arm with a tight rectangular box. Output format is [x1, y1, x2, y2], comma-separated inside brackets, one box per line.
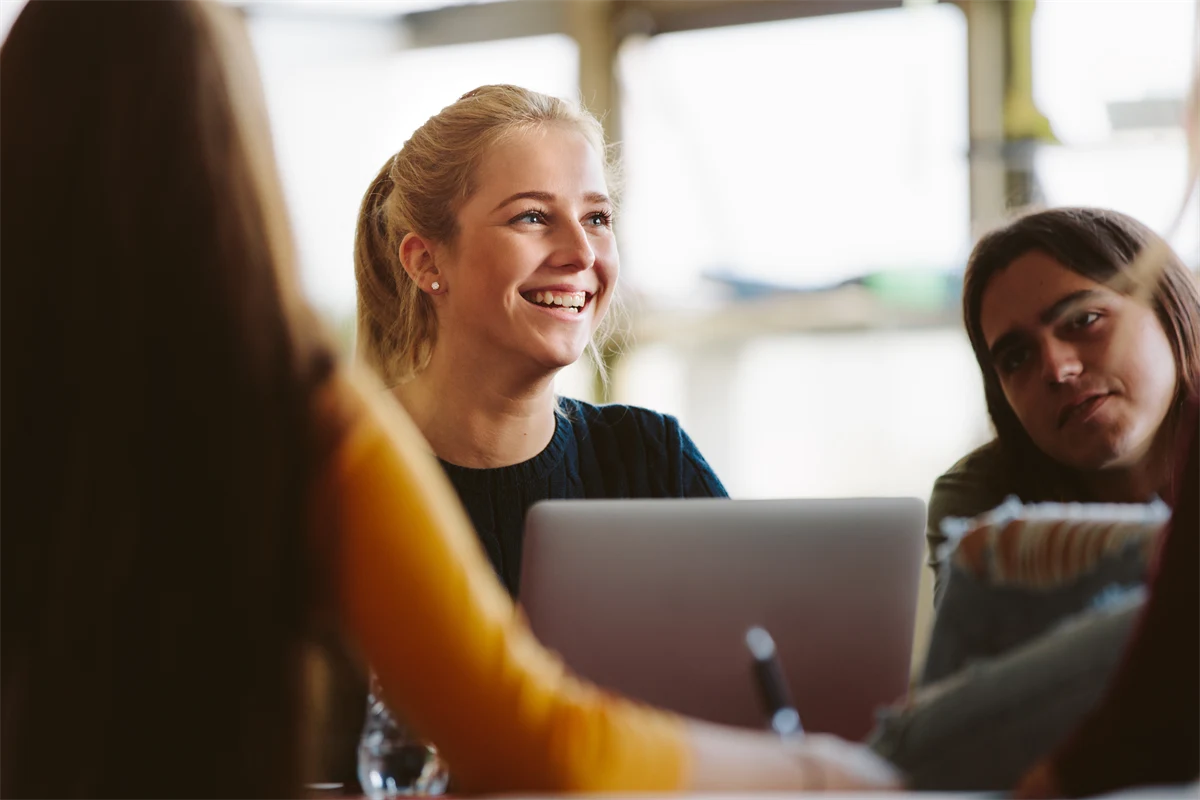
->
[322, 370, 900, 794]
[1014, 398, 1199, 798]
[926, 448, 1010, 605]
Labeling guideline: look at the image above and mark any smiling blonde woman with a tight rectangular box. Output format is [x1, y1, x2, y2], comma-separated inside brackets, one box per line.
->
[355, 85, 728, 596]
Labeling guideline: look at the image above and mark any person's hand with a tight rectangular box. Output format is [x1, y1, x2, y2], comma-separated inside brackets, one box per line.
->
[790, 733, 904, 791]
[685, 721, 902, 791]
[1013, 759, 1063, 799]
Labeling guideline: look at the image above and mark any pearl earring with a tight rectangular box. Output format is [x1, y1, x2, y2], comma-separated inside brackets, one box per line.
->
[431, 281, 440, 291]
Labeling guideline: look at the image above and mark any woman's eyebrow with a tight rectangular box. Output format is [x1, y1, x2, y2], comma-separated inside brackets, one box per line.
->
[1039, 289, 1103, 325]
[493, 190, 554, 212]
[492, 190, 612, 212]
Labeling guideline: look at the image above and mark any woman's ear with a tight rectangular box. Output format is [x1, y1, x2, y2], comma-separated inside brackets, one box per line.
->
[399, 232, 445, 294]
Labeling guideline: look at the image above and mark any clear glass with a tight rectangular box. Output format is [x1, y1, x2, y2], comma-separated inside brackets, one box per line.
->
[357, 674, 450, 798]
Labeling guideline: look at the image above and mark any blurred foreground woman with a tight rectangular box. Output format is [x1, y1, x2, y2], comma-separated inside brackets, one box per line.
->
[0, 2, 899, 796]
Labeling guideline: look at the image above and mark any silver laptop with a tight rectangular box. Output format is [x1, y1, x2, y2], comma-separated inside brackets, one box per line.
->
[518, 497, 926, 741]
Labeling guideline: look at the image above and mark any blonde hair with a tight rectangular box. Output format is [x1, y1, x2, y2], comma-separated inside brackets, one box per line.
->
[354, 84, 618, 386]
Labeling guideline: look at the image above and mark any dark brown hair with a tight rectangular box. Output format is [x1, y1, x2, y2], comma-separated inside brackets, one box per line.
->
[962, 206, 1200, 499]
[1, 2, 337, 796]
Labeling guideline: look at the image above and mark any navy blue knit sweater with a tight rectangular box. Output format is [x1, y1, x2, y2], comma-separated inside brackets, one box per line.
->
[439, 397, 728, 596]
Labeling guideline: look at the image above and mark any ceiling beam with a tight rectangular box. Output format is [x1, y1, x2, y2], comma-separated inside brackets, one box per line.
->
[402, 0, 907, 49]
[404, 0, 566, 48]
[620, 0, 903, 37]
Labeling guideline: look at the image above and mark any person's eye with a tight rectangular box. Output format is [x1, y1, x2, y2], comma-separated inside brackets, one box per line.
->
[585, 210, 613, 228]
[997, 347, 1030, 375]
[1067, 311, 1101, 330]
[511, 209, 548, 225]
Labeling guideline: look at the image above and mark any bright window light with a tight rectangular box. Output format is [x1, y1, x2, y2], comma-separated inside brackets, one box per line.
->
[617, 5, 970, 299]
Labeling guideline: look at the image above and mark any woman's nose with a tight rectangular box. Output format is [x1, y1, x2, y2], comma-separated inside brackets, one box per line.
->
[550, 221, 596, 272]
[1041, 338, 1083, 385]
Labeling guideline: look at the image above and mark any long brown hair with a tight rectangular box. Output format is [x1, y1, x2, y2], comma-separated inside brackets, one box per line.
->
[1, 2, 337, 796]
[962, 206, 1200, 500]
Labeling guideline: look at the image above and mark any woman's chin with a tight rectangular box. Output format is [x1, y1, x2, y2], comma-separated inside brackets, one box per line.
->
[1055, 437, 1138, 472]
[529, 345, 588, 374]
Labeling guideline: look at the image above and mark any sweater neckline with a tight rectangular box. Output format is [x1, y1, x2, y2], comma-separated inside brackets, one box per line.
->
[437, 401, 575, 488]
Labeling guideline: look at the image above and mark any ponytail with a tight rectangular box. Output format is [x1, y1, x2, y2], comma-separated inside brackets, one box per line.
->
[353, 156, 437, 385]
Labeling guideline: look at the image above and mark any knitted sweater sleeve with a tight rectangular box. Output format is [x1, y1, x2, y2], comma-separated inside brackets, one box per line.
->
[319, 375, 690, 794]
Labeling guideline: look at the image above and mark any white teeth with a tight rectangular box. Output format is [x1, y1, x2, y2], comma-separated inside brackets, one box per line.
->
[526, 290, 587, 309]
[525, 292, 585, 309]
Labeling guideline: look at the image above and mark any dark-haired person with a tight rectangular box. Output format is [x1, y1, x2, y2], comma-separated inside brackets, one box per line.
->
[866, 206, 1198, 792]
[0, 2, 897, 796]
[926, 206, 1200, 602]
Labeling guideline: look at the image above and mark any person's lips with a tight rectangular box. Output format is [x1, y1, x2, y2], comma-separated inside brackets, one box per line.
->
[1057, 392, 1113, 429]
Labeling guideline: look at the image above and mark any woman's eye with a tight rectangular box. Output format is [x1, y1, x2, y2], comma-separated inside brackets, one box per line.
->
[1068, 311, 1101, 329]
[998, 347, 1030, 374]
[586, 211, 613, 227]
[512, 210, 547, 225]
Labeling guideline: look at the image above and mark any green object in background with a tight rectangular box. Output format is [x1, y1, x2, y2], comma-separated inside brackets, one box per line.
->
[859, 270, 960, 312]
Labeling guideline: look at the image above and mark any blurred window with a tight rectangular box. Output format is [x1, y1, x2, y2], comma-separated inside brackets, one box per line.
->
[1032, 0, 1199, 265]
[617, 5, 970, 299]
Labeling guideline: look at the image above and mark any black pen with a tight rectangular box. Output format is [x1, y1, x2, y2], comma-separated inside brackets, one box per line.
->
[745, 625, 805, 740]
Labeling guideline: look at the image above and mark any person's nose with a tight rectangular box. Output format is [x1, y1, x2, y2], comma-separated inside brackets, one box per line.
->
[1040, 337, 1083, 385]
[548, 219, 596, 273]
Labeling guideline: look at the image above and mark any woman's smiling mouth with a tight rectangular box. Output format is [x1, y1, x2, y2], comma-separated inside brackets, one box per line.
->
[520, 289, 590, 315]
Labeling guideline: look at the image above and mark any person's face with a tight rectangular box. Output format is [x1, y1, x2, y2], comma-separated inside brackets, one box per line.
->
[433, 124, 616, 374]
[979, 250, 1178, 470]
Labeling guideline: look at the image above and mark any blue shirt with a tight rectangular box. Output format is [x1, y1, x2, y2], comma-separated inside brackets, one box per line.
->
[440, 398, 728, 596]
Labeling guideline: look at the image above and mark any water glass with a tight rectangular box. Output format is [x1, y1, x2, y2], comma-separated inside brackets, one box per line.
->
[357, 674, 450, 798]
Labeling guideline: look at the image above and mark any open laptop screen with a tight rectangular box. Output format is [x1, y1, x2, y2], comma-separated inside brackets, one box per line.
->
[518, 497, 926, 740]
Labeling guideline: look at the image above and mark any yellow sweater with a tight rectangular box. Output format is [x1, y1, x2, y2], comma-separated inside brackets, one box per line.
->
[323, 376, 689, 793]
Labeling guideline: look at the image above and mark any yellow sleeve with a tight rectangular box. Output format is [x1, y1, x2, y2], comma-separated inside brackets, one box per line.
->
[324, 374, 689, 794]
